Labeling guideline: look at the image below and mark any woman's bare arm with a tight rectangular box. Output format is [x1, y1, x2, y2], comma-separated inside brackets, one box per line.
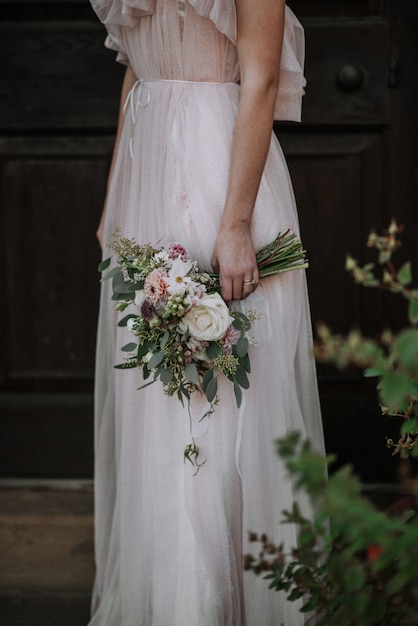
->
[97, 64, 137, 248]
[211, 0, 285, 301]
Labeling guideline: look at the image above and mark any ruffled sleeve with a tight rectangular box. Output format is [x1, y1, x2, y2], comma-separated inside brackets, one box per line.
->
[90, 0, 155, 64]
[189, 1, 306, 122]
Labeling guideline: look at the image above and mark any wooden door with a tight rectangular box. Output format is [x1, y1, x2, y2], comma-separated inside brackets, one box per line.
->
[283, 0, 418, 480]
[1, 0, 417, 482]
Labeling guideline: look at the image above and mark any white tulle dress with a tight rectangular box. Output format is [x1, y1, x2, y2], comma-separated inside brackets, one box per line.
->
[88, 1, 325, 624]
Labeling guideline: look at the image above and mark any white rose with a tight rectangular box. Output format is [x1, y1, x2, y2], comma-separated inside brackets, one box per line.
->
[178, 293, 233, 342]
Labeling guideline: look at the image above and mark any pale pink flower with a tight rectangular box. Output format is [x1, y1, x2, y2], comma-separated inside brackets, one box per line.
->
[166, 242, 189, 262]
[144, 267, 168, 304]
[223, 324, 241, 355]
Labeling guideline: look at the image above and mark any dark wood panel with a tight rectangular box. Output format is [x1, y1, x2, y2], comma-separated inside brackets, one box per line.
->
[0, 21, 124, 132]
[1, 149, 109, 388]
[279, 131, 384, 334]
[0, 393, 93, 477]
[302, 18, 391, 125]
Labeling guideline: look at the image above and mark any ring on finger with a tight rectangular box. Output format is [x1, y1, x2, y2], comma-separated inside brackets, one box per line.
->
[243, 279, 256, 286]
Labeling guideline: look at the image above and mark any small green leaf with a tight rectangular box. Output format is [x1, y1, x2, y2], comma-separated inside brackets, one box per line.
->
[185, 362, 199, 385]
[137, 341, 150, 360]
[395, 329, 418, 370]
[113, 280, 137, 295]
[235, 365, 249, 389]
[137, 378, 156, 390]
[98, 257, 111, 272]
[206, 342, 221, 360]
[112, 269, 125, 286]
[121, 342, 137, 352]
[233, 381, 242, 407]
[202, 368, 214, 393]
[380, 371, 411, 411]
[408, 296, 418, 325]
[236, 336, 248, 358]
[398, 261, 412, 285]
[118, 314, 137, 328]
[102, 266, 122, 281]
[160, 368, 173, 384]
[232, 312, 250, 332]
[364, 367, 382, 378]
[160, 331, 170, 349]
[147, 351, 165, 370]
[240, 352, 251, 373]
[400, 418, 418, 435]
[114, 361, 137, 370]
[206, 376, 218, 403]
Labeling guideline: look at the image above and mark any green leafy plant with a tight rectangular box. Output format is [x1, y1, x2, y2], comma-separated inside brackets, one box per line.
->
[245, 222, 418, 624]
[315, 220, 418, 457]
[245, 433, 418, 625]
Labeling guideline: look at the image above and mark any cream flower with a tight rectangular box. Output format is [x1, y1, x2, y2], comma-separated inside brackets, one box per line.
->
[166, 258, 193, 294]
[178, 293, 234, 342]
[134, 289, 146, 306]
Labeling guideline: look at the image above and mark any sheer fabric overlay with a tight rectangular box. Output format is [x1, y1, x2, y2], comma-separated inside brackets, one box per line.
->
[88, 2, 324, 625]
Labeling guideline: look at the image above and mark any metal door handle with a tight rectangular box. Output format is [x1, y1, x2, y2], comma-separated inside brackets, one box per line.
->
[336, 65, 365, 92]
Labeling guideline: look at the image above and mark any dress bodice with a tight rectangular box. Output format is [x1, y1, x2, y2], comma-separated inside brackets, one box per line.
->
[105, 1, 240, 84]
[90, 0, 306, 122]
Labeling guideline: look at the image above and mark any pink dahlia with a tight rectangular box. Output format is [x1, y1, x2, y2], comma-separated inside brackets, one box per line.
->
[144, 267, 168, 304]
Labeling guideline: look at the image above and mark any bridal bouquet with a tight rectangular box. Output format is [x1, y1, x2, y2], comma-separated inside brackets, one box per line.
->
[99, 230, 308, 465]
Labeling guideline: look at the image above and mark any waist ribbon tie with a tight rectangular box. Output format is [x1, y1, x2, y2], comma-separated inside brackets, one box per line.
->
[123, 79, 151, 159]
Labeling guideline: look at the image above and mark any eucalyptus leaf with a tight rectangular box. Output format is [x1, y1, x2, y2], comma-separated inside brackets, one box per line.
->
[240, 352, 251, 373]
[160, 331, 170, 349]
[232, 312, 250, 332]
[202, 368, 214, 393]
[113, 281, 137, 295]
[147, 351, 165, 370]
[118, 314, 137, 328]
[102, 266, 122, 281]
[160, 368, 173, 384]
[114, 361, 137, 369]
[137, 379, 157, 390]
[112, 270, 125, 290]
[206, 376, 218, 403]
[235, 365, 249, 389]
[121, 342, 137, 352]
[185, 362, 199, 385]
[137, 341, 150, 360]
[206, 342, 221, 360]
[98, 257, 111, 272]
[236, 336, 248, 358]
[233, 381, 242, 408]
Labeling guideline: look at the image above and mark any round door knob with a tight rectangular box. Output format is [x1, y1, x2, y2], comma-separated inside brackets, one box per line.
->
[336, 65, 365, 92]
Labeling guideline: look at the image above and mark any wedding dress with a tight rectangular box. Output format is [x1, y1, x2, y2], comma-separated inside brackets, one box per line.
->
[88, 1, 325, 624]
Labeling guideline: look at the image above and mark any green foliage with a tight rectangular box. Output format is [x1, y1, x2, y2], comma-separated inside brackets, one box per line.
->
[315, 221, 418, 457]
[245, 223, 418, 623]
[245, 434, 418, 626]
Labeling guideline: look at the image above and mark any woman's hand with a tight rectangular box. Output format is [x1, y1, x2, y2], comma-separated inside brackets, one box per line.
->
[211, 222, 259, 302]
